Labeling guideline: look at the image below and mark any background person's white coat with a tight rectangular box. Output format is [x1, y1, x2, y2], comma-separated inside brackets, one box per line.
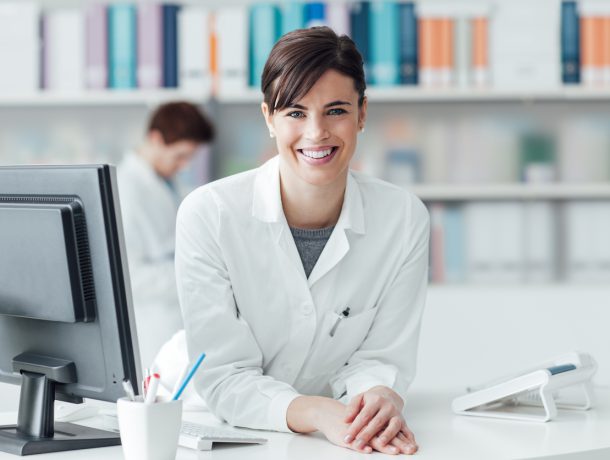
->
[117, 152, 184, 368]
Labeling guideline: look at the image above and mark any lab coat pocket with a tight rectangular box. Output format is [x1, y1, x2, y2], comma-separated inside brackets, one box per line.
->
[302, 308, 378, 379]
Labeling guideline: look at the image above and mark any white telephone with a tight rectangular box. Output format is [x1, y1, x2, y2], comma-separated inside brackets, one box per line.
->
[452, 351, 597, 422]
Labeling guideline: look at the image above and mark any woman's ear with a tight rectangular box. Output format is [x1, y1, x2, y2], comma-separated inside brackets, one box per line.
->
[261, 102, 273, 129]
[261, 102, 276, 138]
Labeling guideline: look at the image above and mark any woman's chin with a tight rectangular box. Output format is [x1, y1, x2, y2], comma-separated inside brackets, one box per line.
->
[299, 170, 346, 188]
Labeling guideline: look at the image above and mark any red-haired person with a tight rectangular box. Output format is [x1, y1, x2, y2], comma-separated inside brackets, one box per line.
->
[117, 101, 214, 368]
[173, 28, 428, 455]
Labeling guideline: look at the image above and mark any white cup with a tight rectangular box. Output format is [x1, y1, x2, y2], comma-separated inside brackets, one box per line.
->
[117, 397, 183, 460]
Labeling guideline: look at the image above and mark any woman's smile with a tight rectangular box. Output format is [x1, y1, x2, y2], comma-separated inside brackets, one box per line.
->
[297, 146, 339, 165]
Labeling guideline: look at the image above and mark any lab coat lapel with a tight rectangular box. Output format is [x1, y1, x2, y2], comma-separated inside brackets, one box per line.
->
[251, 156, 307, 278]
[307, 227, 349, 287]
[276, 224, 308, 278]
[252, 157, 366, 284]
[307, 172, 365, 287]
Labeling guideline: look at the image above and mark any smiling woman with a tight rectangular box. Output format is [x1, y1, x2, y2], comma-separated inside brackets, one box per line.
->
[173, 26, 430, 457]
[263, 69, 366, 228]
[261, 28, 367, 228]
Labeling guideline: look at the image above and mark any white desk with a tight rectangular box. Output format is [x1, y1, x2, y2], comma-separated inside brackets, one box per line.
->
[0, 389, 608, 459]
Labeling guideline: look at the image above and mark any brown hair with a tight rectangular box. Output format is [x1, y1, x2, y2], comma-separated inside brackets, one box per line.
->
[261, 27, 366, 114]
[147, 101, 215, 145]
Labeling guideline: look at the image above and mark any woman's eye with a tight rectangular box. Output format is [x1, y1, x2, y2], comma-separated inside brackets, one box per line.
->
[287, 111, 305, 119]
[328, 108, 347, 116]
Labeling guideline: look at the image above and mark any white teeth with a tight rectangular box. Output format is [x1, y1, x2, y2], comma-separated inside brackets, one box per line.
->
[301, 148, 333, 159]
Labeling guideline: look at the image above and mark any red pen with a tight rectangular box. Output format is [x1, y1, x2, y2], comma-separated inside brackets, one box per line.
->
[145, 373, 161, 404]
[142, 368, 151, 398]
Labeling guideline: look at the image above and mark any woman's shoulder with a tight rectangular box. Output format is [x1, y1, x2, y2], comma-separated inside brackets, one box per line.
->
[350, 169, 428, 219]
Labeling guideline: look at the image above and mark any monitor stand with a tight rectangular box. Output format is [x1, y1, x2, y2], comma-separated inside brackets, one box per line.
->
[0, 353, 121, 456]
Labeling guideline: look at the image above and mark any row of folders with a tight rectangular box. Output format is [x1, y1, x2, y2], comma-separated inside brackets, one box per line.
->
[360, 117, 610, 186]
[8, 1, 610, 96]
[561, 0, 610, 85]
[428, 201, 610, 284]
[0, 1, 493, 94]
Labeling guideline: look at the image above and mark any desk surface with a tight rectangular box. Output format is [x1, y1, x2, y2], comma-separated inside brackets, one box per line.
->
[0, 389, 608, 460]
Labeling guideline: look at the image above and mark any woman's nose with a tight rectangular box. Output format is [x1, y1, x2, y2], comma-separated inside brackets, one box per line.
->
[305, 115, 330, 142]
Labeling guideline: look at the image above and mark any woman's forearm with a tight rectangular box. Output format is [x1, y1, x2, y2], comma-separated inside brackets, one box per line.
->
[286, 395, 343, 433]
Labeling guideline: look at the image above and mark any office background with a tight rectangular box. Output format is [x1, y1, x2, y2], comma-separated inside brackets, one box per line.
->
[0, 0, 608, 407]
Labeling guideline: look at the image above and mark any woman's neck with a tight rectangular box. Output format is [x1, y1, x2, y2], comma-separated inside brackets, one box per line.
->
[279, 164, 347, 230]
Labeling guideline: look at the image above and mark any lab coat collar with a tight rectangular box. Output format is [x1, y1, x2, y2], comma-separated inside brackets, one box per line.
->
[252, 156, 365, 287]
[251, 155, 366, 235]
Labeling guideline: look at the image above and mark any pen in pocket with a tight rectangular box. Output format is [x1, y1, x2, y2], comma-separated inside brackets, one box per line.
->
[329, 307, 350, 337]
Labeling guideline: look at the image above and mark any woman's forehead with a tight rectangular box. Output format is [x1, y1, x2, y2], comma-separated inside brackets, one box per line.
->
[291, 71, 359, 105]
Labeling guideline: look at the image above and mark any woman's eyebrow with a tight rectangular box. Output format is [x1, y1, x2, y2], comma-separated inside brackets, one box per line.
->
[287, 100, 352, 110]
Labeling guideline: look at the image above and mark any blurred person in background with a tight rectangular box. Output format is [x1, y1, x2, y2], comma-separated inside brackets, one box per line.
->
[117, 101, 214, 369]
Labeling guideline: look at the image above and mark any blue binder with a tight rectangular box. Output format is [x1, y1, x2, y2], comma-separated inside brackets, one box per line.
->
[249, 4, 281, 88]
[108, 4, 136, 89]
[399, 2, 418, 85]
[282, 1, 304, 35]
[444, 206, 465, 282]
[349, 1, 370, 84]
[369, 0, 400, 85]
[561, 1, 580, 84]
[162, 4, 180, 88]
[305, 2, 326, 27]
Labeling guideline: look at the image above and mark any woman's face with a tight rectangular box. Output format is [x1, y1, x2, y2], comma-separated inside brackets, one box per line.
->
[263, 69, 367, 188]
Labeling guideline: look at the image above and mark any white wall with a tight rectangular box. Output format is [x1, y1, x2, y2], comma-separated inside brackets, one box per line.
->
[0, 383, 20, 412]
[412, 285, 610, 392]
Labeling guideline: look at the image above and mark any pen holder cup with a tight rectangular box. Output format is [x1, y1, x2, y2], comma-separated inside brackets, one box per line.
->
[117, 397, 183, 460]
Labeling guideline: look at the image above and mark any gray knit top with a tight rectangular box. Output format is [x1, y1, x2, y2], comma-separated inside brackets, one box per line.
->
[289, 225, 335, 278]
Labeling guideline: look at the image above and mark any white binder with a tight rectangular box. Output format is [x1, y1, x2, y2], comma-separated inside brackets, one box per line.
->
[452, 352, 597, 422]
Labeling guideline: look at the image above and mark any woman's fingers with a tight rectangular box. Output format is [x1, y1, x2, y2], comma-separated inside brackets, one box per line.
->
[343, 393, 364, 424]
[401, 424, 417, 444]
[369, 435, 401, 455]
[376, 416, 402, 447]
[391, 430, 418, 454]
[350, 407, 392, 449]
[343, 401, 380, 444]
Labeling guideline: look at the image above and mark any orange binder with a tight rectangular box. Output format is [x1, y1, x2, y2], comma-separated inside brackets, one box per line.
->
[472, 17, 489, 87]
[418, 17, 435, 86]
[438, 17, 454, 87]
[580, 15, 602, 85]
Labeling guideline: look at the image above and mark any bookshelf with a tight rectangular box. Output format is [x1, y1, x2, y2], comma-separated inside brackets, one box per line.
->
[0, 89, 207, 107]
[0, 0, 608, 386]
[8, 86, 610, 106]
[411, 183, 610, 201]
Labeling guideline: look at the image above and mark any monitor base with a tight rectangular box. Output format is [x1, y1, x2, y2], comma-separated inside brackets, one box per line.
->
[0, 422, 120, 456]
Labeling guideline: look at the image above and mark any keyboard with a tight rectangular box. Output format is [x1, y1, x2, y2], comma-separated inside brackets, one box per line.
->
[179, 421, 268, 451]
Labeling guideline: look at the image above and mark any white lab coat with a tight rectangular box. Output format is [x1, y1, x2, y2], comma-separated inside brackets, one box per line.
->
[117, 152, 185, 368]
[172, 155, 429, 432]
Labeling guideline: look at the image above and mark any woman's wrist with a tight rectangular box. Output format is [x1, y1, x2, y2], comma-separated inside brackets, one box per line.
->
[287, 395, 344, 433]
[287, 395, 324, 433]
[368, 385, 404, 411]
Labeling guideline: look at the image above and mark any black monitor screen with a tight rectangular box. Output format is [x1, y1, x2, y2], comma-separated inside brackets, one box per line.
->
[0, 165, 142, 455]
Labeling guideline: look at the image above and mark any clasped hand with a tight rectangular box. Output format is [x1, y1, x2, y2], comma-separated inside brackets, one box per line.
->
[341, 386, 417, 455]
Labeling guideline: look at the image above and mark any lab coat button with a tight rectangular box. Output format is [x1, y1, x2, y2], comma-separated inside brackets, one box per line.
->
[301, 303, 313, 315]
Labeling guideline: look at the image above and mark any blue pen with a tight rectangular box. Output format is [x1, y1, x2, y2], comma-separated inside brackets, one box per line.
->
[172, 352, 206, 401]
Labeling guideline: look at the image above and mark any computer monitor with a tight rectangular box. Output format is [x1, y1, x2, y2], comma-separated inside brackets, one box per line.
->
[0, 165, 142, 456]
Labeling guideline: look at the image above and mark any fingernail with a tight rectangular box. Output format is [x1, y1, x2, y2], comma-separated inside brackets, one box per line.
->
[355, 439, 365, 449]
[389, 446, 399, 454]
[364, 446, 372, 453]
[343, 434, 353, 443]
